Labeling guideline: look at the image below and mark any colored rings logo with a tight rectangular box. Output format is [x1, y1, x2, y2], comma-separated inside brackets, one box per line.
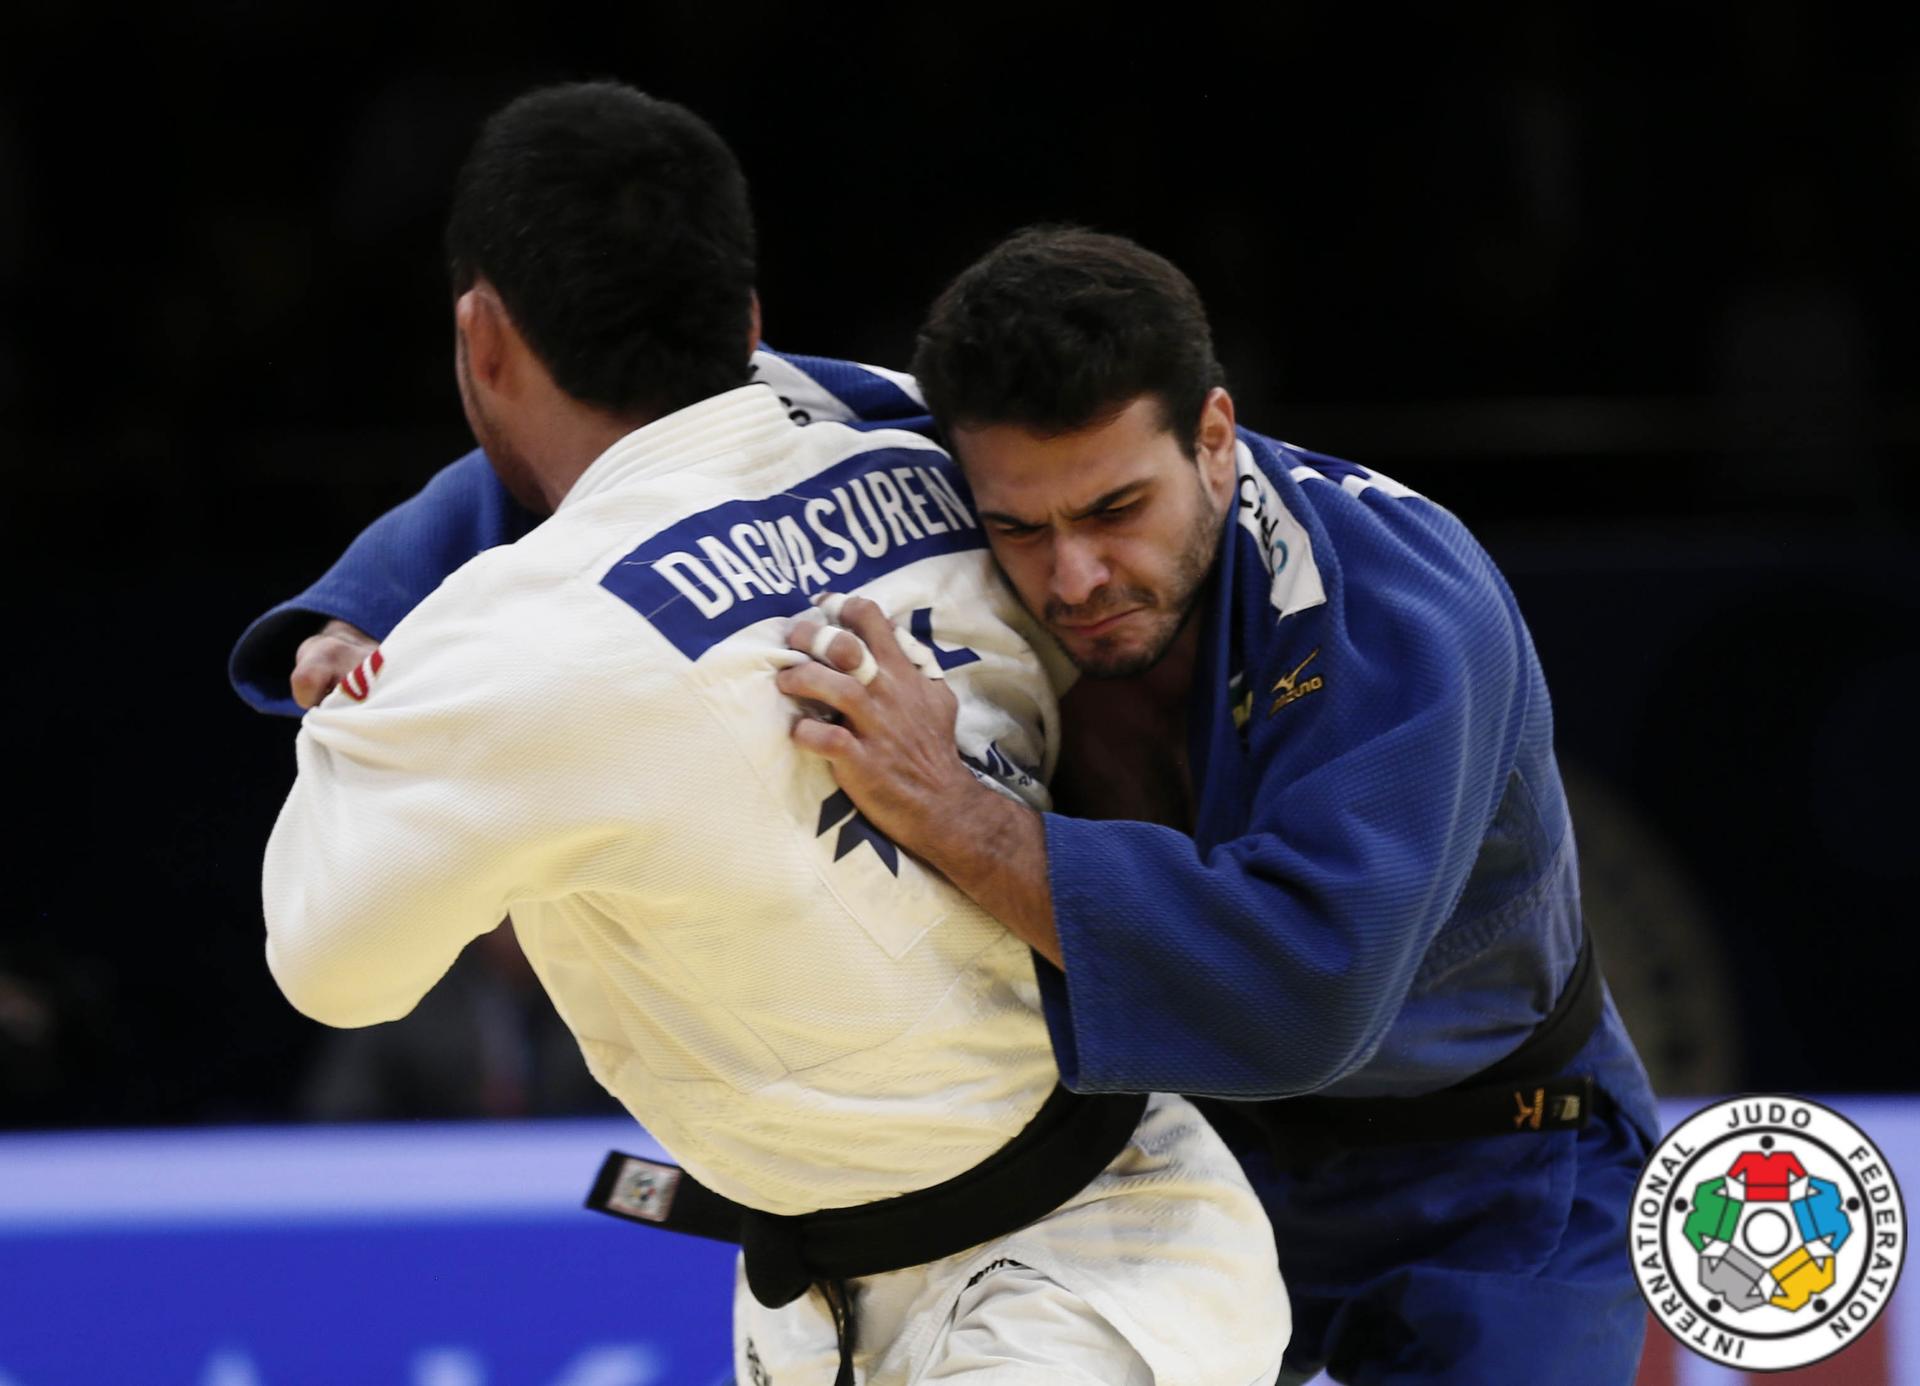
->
[1631, 1095, 1905, 1371]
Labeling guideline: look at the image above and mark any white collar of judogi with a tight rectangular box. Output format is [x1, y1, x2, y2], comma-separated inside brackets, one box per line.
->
[561, 383, 797, 510]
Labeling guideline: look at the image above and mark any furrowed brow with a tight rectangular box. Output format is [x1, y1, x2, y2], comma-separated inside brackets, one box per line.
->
[978, 507, 1042, 529]
[1064, 481, 1150, 521]
[979, 481, 1152, 530]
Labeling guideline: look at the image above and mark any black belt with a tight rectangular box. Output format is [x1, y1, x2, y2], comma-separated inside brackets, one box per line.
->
[585, 1085, 1147, 1385]
[1201, 928, 1606, 1162]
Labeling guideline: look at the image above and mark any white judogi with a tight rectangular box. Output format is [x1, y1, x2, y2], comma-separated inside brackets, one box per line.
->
[264, 383, 1286, 1384]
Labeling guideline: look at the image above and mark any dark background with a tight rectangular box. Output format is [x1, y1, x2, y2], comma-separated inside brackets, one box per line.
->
[3, 3, 1915, 1127]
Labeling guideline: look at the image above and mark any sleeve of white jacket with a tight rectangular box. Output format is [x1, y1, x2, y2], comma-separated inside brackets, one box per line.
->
[261, 558, 677, 1027]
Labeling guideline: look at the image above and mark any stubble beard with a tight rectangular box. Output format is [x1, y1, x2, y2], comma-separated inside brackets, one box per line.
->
[1052, 492, 1222, 681]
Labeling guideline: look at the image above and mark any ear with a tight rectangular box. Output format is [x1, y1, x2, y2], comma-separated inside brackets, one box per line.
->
[455, 284, 513, 397]
[747, 290, 763, 357]
[1195, 387, 1239, 505]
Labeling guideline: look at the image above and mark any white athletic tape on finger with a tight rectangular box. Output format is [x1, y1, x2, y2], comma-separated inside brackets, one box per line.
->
[808, 623, 879, 685]
[807, 592, 910, 684]
[808, 622, 843, 664]
[812, 621, 877, 681]
[892, 625, 947, 681]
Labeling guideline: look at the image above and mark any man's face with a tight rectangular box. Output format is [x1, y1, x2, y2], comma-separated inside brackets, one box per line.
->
[953, 391, 1238, 680]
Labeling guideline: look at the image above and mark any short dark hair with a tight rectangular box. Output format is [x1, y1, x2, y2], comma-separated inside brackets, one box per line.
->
[911, 226, 1226, 457]
[445, 82, 756, 419]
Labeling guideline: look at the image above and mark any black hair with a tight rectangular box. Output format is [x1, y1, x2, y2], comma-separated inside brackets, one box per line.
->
[445, 81, 756, 419]
[911, 225, 1225, 457]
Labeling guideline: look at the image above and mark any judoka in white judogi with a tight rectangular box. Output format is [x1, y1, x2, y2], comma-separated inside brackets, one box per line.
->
[264, 379, 1287, 1385]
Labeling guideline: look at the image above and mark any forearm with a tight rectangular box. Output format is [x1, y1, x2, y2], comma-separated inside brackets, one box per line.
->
[229, 450, 540, 716]
[919, 785, 1061, 967]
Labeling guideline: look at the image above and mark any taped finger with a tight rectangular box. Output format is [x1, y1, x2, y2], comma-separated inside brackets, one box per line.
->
[808, 621, 845, 665]
[810, 623, 876, 684]
[847, 639, 880, 686]
[891, 625, 947, 681]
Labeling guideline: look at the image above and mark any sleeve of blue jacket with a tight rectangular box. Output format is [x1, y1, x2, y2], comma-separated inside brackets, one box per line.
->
[1038, 486, 1532, 1099]
[227, 450, 541, 717]
[227, 350, 931, 719]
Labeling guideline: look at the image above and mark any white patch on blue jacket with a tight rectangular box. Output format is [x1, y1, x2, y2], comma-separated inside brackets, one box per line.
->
[1234, 441, 1328, 621]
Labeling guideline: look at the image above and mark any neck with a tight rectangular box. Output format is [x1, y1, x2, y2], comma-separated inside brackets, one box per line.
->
[529, 404, 654, 510]
[1134, 603, 1204, 713]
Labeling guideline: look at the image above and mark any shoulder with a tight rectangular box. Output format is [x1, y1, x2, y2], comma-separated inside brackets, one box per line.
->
[1242, 429, 1454, 562]
[1242, 430, 1518, 631]
[751, 347, 927, 427]
[788, 414, 955, 474]
[417, 446, 498, 494]
[362, 536, 686, 717]
[1230, 432, 1534, 728]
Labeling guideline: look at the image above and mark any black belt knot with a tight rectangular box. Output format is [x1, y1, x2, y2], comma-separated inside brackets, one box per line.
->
[740, 1208, 814, 1309]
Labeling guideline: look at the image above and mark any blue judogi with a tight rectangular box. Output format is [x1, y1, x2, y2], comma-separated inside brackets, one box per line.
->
[1038, 429, 1659, 1382]
[231, 351, 1660, 1385]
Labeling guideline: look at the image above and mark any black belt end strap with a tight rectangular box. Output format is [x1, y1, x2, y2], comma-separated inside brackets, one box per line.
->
[585, 1150, 741, 1242]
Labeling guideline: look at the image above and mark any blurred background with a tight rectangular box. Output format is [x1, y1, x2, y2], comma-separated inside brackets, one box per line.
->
[1, 3, 1915, 1383]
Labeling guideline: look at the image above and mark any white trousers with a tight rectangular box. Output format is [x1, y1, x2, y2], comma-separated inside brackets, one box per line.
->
[732, 1093, 1288, 1386]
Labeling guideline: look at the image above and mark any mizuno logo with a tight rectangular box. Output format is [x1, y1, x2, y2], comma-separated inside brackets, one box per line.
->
[1514, 1087, 1546, 1131]
[1268, 648, 1324, 716]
